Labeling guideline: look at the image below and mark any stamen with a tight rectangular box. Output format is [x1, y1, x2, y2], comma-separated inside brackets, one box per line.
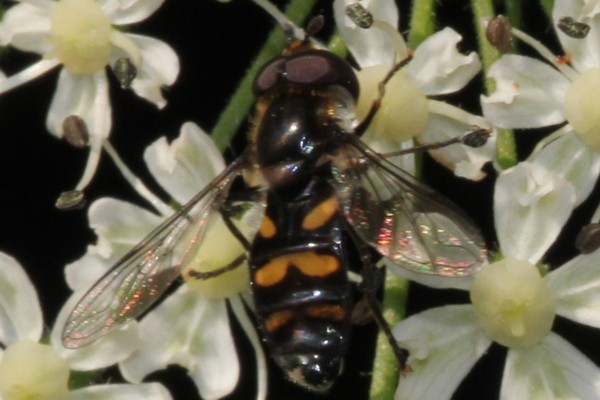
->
[557, 16, 591, 39]
[74, 132, 102, 191]
[112, 58, 138, 89]
[102, 141, 172, 215]
[250, 0, 304, 39]
[575, 223, 600, 254]
[55, 189, 86, 210]
[511, 27, 578, 80]
[109, 30, 142, 70]
[62, 115, 90, 148]
[485, 15, 512, 53]
[346, 3, 374, 29]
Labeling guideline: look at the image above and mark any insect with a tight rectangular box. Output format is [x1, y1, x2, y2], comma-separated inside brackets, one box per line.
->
[62, 20, 488, 394]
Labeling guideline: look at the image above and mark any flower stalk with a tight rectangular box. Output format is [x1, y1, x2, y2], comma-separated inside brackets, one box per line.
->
[407, 0, 435, 48]
[471, 0, 517, 168]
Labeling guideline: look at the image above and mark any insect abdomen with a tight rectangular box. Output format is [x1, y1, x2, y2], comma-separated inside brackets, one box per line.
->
[249, 179, 352, 392]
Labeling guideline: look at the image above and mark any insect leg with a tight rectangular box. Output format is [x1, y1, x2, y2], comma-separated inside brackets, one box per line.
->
[187, 253, 246, 280]
[359, 260, 409, 369]
[219, 187, 265, 251]
[353, 56, 413, 138]
[348, 225, 409, 368]
[221, 207, 252, 250]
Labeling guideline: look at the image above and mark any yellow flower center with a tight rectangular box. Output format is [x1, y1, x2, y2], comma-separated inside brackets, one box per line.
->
[0, 340, 70, 400]
[469, 257, 556, 348]
[563, 68, 600, 151]
[49, 0, 112, 74]
[356, 65, 429, 144]
[182, 215, 250, 299]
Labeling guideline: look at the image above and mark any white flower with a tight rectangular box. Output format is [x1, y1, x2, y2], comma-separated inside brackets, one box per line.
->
[481, 0, 600, 206]
[333, 0, 495, 181]
[52, 122, 266, 400]
[0, 0, 179, 191]
[0, 251, 172, 400]
[392, 162, 600, 399]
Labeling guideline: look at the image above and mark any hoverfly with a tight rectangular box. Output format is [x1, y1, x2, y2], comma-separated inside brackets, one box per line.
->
[62, 19, 488, 394]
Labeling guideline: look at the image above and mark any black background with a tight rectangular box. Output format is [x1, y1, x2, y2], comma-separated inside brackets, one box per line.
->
[1, 1, 599, 399]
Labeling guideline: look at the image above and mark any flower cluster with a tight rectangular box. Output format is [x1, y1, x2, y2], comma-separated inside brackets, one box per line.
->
[0, 0, 179, 194]
[0, 0, 599, 399]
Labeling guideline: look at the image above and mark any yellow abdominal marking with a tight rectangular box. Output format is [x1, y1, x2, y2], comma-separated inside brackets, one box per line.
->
[259, 215, 277, 238]
[254, 251, 340, 287]
[264, 310, 295, 332]
[302, 197, 339, 230]
[304, 304, 346, 320]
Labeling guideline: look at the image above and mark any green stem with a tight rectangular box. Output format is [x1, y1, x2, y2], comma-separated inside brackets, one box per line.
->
[471, 0, 518, 169]
[540, 0, 554, 17]
[211, 0, 318, 151]
[408, 0, 436, 48]
[504, 0, 522, 34]
[471, 0, 499, 75]
[369, 272, 409, 400]
[327, 32, 349, 59]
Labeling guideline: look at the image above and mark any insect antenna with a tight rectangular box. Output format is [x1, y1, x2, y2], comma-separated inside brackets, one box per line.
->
[380, 126, 492, 159]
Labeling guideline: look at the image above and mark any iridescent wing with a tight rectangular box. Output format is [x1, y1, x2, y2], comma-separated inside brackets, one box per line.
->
[62, 158, 266, 348]
[330, 138, 487, 277]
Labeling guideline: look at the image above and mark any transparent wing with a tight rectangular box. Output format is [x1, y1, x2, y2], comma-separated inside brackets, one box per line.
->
[331, 139, 487, 277]
[62, 158, 265, 348]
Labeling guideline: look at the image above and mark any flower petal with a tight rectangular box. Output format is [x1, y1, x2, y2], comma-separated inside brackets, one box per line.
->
[70, 382, 172, 400]
[553, 0, 600, 72]
[120, 34, 179, 108]
[0, 1, 51, 53]
[393, 305, 491, 400]
[501, 333, 600, 400]
[481, 55, 571, 128]
[100, 0, 164, 25]
[0, 253, 43, 345]
[494, 162, 575, 264]
[64, 198, 163, 290]
[407, 28, 481, 96]
[50, 293, 140, 370]
[546, 250, 600, 329]
[333, 0, 405, 67]
[119, 287, 239, 400]
[529, 126, 600, 206]
[144, 122, 224, 204]
[420, 100, 496, 180]
[46, 69, 111, 140]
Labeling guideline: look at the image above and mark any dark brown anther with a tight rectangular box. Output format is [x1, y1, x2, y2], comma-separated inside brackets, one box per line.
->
[305, 15, 325, 37]
[576, 223, 600, 254]
[558, 16, 591, 39]
[345, 3, 373, 29]
[112, 58, 137, 89]
[62, 115, 89, 148]
[486, 15, 512, 53]
[55, 190, 86, 210]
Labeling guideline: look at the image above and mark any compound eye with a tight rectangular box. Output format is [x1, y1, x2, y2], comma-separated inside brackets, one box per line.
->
[285, 52, 359, 99]
[254, 58, 286, 95]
